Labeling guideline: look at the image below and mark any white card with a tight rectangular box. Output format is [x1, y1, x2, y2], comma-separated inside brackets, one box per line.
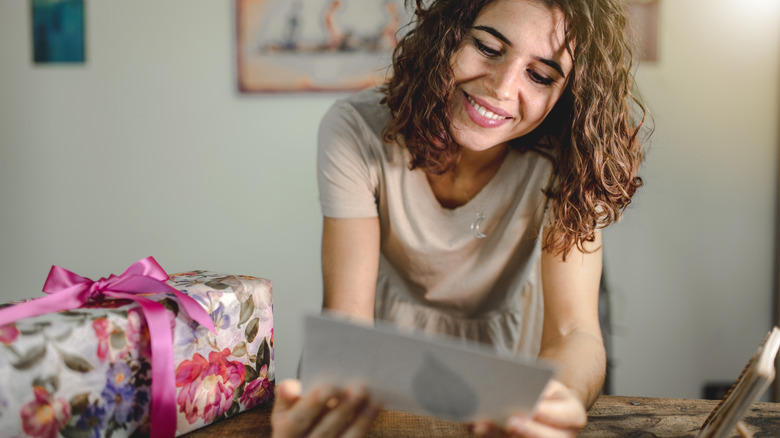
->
[300, 313, 558, 423]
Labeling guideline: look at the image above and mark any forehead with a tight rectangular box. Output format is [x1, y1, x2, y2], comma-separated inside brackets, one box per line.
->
[476, 1, 568, 47]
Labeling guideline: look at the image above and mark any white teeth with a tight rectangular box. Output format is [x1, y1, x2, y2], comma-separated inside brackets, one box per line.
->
[466, 94, 506, 120]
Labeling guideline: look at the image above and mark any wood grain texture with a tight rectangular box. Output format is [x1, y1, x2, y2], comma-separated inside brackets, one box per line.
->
[582, 396, 780, 438]
[180, 395, 780, 437]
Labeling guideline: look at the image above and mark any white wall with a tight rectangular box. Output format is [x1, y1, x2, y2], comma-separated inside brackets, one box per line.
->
[605, 0, 780, 398]
[0, 0, 332, 382]
[1, 0, 778, 399]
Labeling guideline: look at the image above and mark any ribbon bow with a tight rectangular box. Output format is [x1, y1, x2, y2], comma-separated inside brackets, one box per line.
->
[0, 257, 216, 438]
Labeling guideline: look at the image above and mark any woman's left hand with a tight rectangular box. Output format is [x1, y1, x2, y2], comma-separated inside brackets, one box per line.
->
[469, 380, 588, 438]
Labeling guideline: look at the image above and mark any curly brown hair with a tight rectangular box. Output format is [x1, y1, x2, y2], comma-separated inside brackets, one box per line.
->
[381, 0, 646, 258]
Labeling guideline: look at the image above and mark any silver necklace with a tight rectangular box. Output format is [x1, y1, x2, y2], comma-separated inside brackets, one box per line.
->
[451, 147, 509, 240]
[454, 178, 487, 239]
[470, 212, 487, 239]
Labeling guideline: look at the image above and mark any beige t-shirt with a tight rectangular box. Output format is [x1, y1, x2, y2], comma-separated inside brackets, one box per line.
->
[317, 88, 553, 357]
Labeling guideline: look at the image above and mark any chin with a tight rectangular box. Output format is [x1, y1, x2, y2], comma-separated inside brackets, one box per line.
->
[452, 135, 506, 152]
[450, 122, 505, 149]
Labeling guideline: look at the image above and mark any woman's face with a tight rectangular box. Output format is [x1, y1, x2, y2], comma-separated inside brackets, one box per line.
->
[448, 0, 573, 153]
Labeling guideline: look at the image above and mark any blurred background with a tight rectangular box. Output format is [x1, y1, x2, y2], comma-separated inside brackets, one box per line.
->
[1, 0, 778, 400]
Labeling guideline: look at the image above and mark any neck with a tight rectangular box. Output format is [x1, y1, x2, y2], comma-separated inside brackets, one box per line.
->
[453, 143, 510, 180]
[425, 143, 510, 209]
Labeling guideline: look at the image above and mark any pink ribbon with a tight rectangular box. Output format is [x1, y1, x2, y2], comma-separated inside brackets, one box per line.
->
[0, 257, 215, 438]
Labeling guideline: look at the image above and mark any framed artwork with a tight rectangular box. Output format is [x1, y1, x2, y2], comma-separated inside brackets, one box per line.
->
[235, 0, 409, 93]
[31, 0, 86, 64]
[625, 0, 659, 62]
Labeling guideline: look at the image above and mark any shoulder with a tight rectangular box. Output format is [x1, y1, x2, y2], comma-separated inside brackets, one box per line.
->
[319, 87, 406, 170]
[507, 146, 555, 178]
[321, 87, 391, 141]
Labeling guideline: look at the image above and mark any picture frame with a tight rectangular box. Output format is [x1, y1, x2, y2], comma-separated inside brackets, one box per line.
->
[235, 0, 409, 93]
[625, 0, 659, 63]
[32, 0, 86, 64]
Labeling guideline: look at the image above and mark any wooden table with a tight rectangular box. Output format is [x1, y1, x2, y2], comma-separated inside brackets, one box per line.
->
[182, 395, 780, 437]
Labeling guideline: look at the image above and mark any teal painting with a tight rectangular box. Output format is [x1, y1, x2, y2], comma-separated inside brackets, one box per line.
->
[32, 0, 85, 63]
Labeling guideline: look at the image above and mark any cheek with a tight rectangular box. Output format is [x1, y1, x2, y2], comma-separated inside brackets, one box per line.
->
[450, 49, 483, 83]
[447, 90, 463, 117]
[528, 92, 564, 122]
[449, 49, 464, 80]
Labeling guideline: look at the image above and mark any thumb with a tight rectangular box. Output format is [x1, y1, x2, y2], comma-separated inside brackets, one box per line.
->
[274, 379, 303, 410]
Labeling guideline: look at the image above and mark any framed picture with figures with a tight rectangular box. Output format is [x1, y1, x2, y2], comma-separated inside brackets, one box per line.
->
[624, 0, 659, 62]
[235, 0, 410, 93]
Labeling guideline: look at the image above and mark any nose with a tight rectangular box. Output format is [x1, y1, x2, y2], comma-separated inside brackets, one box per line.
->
[489, 58, 524, 101]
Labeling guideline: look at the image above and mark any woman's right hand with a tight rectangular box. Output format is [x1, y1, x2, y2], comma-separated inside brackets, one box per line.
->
[271, 379, 381, 438]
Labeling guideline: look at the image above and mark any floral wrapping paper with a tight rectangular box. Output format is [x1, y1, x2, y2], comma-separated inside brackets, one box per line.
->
[0, 271, 274, 438]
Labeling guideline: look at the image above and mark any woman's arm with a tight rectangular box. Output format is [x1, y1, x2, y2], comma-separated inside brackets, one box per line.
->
[469, 229, 605, 438]
[271, 217, 382, 437]
[538, 228, 605, 409]
[321, 216, 381, 321]
[473, 229, 604, 437]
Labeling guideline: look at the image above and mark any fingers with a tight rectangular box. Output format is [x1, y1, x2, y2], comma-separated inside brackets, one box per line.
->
[505, 415, 576, 438]
[284, 384, 343, 436]
[531, 397, 587, 430]
[307, 384, 373, 438]
[275, 379, 303, 410]
[470, 420, 506, 438]
[470, 416, 580, 438]
[501, 381, 586, 438]
[531, 382, 587, 430]
[271, 380, 380, 438]
[340, 401, 381, 438]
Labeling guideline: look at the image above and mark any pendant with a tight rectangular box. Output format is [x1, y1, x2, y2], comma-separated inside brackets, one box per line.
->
[470, 212, 487, 239]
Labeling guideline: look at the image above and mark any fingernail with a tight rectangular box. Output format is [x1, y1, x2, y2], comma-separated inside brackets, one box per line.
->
[318, 386, 339, 403]
[348, 386, 369, 404]
[508, 416, 527, 433]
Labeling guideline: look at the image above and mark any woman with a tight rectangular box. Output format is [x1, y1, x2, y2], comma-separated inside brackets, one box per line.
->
[273, 0, 645, 436]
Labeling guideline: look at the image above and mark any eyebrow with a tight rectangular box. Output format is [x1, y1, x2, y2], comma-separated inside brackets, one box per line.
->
[472, 25, 566, 78]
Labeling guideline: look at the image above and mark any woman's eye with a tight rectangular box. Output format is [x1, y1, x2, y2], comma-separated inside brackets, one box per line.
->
[473, 38, 501, 58]
[528, 70, 554, 86]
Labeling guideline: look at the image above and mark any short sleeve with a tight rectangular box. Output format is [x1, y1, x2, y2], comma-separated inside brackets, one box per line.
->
[317, 100, 381, 218]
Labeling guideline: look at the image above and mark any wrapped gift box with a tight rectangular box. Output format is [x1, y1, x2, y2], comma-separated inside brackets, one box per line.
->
[0, 270, 274, 437]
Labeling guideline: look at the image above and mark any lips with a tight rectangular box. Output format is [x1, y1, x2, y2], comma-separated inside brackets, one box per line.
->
[461, 91, 512, 128]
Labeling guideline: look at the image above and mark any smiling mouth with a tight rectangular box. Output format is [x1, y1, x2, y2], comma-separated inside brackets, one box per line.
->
[464, 92, 512, 121]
